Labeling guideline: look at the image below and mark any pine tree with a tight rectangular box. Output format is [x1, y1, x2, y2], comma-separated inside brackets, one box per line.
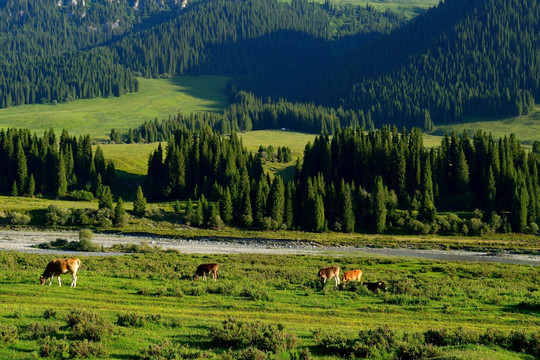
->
[133, 186, 147, 217]
[184, 198, 194, 225]
[114, 197, 127, 226]
[267, 176, 285, 227]
[419, 155, 436, 222]
[220, 188, 233, 224]
[16, 142, 27, 194]
[241, 191, 253, 227]
[27, 174, 35, 197]
[340, 182, 355, 233]
[98, 185, 114, 211]
[57, 153, 68, 197]
[371, 177, 387, 233]
[314, 194, 326, 232]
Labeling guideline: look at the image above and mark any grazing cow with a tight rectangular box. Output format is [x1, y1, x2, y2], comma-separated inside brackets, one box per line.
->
[318, 266, 340, 288]
[363, 280, 387, 293]
[342, 269, 363, 284]
[40, 258, 81, 287]
[193, 263, 219, 281]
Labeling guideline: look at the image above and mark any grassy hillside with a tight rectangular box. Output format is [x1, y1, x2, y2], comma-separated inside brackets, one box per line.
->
[0, 251, 538, 359]
[432, 106, 540, 147]
[0, 76, 229, 141]
[286, 0, 440, 19]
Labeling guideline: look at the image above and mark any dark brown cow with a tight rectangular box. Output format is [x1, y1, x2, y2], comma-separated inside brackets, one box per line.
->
[193, 263, 219, 281]
[40, 258, 81, 287]
[342, 269, 362, 284]
[318, 266, 340, 288]
[363, 281, 387, 293]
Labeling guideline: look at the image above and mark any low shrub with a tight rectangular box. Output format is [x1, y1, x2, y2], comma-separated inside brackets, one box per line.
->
[0, 324, 18, 345]
[139, 340, 207, 360]
[7, 211, 30, 225]
[210, 318, 297, 354]
[117, 312, 146, 327]
[66, 308, 111, 342]
[69, 339, 108, 358]
[69, 190, 94, 201]
[26, 322, 60, 340]
[43, 308, 58, 319]
[39, 336, 69, 358]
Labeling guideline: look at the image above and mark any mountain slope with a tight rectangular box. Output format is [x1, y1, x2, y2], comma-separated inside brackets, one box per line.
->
[314, 0, 540, 128]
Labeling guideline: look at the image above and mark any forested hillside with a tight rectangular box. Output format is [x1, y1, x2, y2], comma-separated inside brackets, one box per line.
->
[147, 127, 540, 234]
[315, 0, 540, 128]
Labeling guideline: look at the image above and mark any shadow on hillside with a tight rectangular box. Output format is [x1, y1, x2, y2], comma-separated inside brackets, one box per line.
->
[111, 170, 145, 201]
[167, 76, 228, 113]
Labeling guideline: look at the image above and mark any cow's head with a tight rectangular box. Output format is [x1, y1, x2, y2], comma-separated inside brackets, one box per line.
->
[40, 275, 46, 285]
[378, 281, 387, 291]
[192, 274, 199, 281]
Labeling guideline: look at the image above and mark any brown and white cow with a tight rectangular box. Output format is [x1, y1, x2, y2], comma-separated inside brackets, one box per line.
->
[342, 269, 362, 284]
[318, 266, 340, 288]
[40, 258, 81, 287]
[193, 263, 219, 281]
[363, 280, 387, 293]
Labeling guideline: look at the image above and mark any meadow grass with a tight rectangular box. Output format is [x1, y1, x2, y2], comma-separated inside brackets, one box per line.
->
[0, 76, 229, 141]
[0, 251, 538, 359]
[282, 0, 440, 19]
[432, 106, 540, 147]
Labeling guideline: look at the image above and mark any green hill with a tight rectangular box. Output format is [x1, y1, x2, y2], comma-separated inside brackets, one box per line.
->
[0, 76, 228, 140]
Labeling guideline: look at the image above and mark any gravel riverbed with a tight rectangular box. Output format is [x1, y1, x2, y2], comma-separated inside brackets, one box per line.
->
[0, 229, 538, 266]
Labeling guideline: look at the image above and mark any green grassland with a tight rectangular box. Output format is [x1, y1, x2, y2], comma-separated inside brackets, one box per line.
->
[0, 76, 229, 141]
[0, 251, 538, 359]
[295, 0, 441, 19]
[432, 107, 540, 147]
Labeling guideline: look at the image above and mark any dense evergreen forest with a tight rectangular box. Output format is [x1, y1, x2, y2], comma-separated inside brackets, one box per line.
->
[146, 127, 540, 234]
[0, 128, 114, 197]
[314, 0, 540, 128]
[2, 0, 537, 130]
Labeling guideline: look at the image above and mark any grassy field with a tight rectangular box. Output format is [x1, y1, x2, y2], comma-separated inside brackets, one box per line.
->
[0, 76, 229, 141]
[432, 107, 540, 147]
[0, 251, 538, 359]
[285, 0, 441, 19]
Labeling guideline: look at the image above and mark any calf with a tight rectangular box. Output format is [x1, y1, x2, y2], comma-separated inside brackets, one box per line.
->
[318, 266, 340, 288]
[40, 258, 80, 287]
[193, 263, 219, 281]
[363, 280, 387, 293]
[342, 269, 362, 284]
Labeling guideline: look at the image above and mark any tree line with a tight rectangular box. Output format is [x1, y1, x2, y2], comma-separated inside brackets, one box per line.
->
[314, 0, 540, 128]
[0, 128, 115, 198]
[146, 127, 540, 234]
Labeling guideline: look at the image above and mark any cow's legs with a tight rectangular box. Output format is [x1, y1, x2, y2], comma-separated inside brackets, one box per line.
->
[48, 276, 54, 286]
[58, 276, 61, 287]
[71, 274, 77, 287]
[334, 276, 339, 288]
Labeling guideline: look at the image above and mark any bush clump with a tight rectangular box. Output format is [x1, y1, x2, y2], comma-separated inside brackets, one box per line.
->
[139, 340, 207, 360]
[39, 336, 69, 358]
[7, 211, 31, 225]
[210, 318, 297, 354]
[116, 312, 146, 327]
[0, 324, 18, 345]
[66, 308, 111, 342]
[69, 339, 108, 358]
[26, 322, 60, 340]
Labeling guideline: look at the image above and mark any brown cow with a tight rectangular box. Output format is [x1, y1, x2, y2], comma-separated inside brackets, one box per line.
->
[363, 281, 387, 293]
[318, 266, 340, 288]
[342, 269, 362, 284]
[193, 263, 219, 281]
[40, 258, 81, 287]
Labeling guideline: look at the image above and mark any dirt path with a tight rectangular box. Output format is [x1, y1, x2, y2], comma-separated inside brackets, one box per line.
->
[0, 229, 539, 266]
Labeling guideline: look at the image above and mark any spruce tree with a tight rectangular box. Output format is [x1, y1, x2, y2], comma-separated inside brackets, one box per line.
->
[241, 191, 253, 227]
[98, 185, 114, 211]
[57, 154, 68, 197]
[133, 186, 147, 217]
[314, 194, 326, 232]
[184, 198, 194, 225]
[267, 176, 285, 227]
[220, 188, 234, 224]
[340, 182, 355, 233]
[27, 175, 35, 197]
[15, 142, 27, 194]
[371, 177, 387, 233]
[114, 197, 127, 226]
